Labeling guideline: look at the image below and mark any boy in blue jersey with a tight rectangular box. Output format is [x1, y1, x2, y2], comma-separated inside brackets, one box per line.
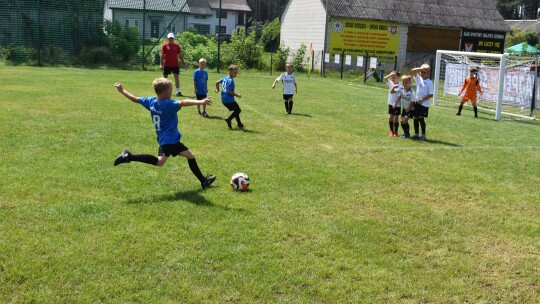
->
[113, 78, 216, 189]
[215, 64, 243, 129]
[193, 58, 209, 116]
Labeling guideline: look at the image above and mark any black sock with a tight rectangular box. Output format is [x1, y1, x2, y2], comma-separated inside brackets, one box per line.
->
[235, 115, 242, 126]
[130, 154, 158, 166]
[414, 119, 419, 134]
[284, 101, 289, 112]
[188, 158, 205, 182]
[401, 123, 409, 134]
[289, 101, 293, 112]
[457, 104, 463, 114]
[473, 106, 478, 117]
[394, 122, 399, 133]
[389, 121, 394, 131]
[419, 118, 426, 134]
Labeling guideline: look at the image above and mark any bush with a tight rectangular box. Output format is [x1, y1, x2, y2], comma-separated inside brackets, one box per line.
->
[104, 20, 141, 62]
[292, 43, 308, 72]
[273, 44, 290, 72]
[221, 28, 263, 69]
[78, 46, 115, 64]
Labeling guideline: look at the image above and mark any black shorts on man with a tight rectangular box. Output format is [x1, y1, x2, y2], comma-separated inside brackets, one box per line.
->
[163, 66, 180, 75]
[283, 94, 293, 101]
[388, 104, 401, 115]
[158, 142, 189, 157]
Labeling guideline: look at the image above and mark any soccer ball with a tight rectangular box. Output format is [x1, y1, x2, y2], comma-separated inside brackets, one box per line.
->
[230, 172, 250, 191]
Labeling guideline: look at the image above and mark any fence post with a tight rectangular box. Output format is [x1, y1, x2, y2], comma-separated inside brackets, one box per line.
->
[364, 52, 368, 83]
[340, 51, 345, 80]
[394, 55, 397, 71]
[270, 48, 273, 76]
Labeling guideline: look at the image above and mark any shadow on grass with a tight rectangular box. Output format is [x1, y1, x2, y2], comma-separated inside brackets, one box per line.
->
[422, 138, 461, 147]
[289, 112, 312, 118]
[126, 189, 242, 211]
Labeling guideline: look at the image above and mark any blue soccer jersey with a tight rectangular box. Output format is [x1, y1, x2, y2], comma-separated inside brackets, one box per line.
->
[193, 69, 208, 95]
[219, 75, 236, 103]
[138, 96, 182, 145]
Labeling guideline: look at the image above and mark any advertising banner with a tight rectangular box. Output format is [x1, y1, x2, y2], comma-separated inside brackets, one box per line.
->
[329, 18, 399, 62]
[460, 29, 505, 54]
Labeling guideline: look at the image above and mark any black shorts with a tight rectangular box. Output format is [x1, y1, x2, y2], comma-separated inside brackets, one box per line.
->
[283, 94, 294, 101]
[388, 104, 400, 115]
[196, 94, 207, 100]
[158, 142, 188, 157]
[223, 102, 241, 112]
[163, 66, 180, 75]
[401, 109, 413, 118]
[414, 104, 429, 118]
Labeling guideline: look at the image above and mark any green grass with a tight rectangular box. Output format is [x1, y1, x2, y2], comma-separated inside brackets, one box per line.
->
[1, 66, 539, 303]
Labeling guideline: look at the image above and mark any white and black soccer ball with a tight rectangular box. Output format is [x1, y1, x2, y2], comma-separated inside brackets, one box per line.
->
[230, 172, 250, 191]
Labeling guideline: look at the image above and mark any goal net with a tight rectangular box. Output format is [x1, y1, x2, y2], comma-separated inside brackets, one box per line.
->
[433, 50, 539, 120]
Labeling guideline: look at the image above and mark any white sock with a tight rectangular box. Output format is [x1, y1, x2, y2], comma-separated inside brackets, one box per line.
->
[176, 88, 180, 92]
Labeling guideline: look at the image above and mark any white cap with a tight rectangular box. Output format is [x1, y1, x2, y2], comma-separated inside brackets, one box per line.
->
[167, 33, 175, 39]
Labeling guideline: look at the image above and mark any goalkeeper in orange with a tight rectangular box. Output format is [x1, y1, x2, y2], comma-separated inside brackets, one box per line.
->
[456, 68, 482, 118]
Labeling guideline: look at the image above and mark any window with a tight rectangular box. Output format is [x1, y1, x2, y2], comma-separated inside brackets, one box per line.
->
[194, 15, 207, 19]
[193, 24, 210, 35]
[216, 10, 227, 18]
[237, 12, 244, 26]
[215, 25, 226, 34]
[166, 22, 176, 33]
[124, 19, 140, 30]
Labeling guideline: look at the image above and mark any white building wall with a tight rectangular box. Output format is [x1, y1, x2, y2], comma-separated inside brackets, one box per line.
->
[112, 10, 187, 39]
[280, 0, 326, 55]
[187, 11, 245, 35]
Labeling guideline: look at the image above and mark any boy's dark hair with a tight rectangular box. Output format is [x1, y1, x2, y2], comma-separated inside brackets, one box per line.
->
[392, 70, 401, 77]
[228, 65, 238, 72]
[470, 68, 478, 73]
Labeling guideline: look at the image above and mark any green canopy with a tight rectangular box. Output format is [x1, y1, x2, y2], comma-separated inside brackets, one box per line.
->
[505, 43, 540, 54]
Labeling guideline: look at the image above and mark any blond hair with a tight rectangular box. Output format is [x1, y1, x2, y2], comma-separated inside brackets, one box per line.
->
[152, 77, 172, 95]
[421, 64, 430, 71]
[228, 64, 238, 72]
[401, 74, 412, 82]
[199, 58, 206, 63]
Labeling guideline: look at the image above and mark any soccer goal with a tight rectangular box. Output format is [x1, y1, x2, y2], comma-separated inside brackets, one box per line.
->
[433, 50, 539, 120]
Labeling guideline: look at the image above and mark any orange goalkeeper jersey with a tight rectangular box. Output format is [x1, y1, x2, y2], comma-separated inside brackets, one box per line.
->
[459, 77, 482, 100]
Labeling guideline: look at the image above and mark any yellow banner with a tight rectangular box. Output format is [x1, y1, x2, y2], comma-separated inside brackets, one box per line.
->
[329, 18, 399, 62]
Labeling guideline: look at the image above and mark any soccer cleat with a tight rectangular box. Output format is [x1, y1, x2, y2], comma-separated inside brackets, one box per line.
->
[198, 111, 202, 116]
[389, 131, 394, 136]
[202, 112, 208, 117]
[201, 175, 217, 189]
[456, 112, 461, 116]
[411, 134, 420, 140]
[400, 133, 410, 138]
[419, 135, 426, 141]
[176, 92, 183, 97]
[238, 124, 245, 129]
[225, 118, 232, 129]
[114, 149, 132, 166]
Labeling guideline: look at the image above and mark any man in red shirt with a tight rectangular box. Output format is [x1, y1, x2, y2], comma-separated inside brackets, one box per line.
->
[160, 33, 186, 96]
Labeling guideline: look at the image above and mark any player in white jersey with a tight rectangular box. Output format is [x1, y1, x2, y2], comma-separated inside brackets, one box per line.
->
[391, 75, 416, 138]
[383, 71, 401, 136]
[272, 63, 298, 114]
[411, 64, 434, 141]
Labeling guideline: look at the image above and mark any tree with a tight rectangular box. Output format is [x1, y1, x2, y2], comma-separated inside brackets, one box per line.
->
[494, 0, 539, 19]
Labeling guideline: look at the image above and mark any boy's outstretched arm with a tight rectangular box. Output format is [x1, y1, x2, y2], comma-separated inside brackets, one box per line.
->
[180, 97, 212, 107]
[214, 80, 221, 93]
[114, 82, 139, 103]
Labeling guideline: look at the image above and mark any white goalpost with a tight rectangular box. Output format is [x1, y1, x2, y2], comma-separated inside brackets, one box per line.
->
[433, 50, 539, 120]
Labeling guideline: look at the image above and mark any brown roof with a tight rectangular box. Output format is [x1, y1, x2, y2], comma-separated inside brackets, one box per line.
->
[506, 20, 540, 33]
[326, 0, 510, 32]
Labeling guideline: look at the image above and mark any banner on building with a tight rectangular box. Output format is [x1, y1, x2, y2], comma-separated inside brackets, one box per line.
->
[460, 29, 506, 54]
[329, 18, 399, 63]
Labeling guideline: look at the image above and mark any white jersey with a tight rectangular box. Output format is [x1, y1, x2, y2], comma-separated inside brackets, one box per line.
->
[414, 74, 433, 107]
[387, 80, 401, 106]
[275, 72, 296, 95]
[395, 87, 416, 110]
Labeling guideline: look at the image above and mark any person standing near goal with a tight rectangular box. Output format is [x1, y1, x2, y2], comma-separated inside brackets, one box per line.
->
[383, 71, 401, 136]
[272, 63, 298, 114]
[456, 68, 482, 118]
[391, 74, 416, 138]
[411, 64, 434, 141]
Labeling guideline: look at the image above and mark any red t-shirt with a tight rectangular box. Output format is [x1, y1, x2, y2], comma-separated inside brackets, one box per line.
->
[161, 42, 182, 67]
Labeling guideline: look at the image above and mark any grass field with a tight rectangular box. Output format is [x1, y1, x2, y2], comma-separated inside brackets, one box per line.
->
[1, 66, 539, 303]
